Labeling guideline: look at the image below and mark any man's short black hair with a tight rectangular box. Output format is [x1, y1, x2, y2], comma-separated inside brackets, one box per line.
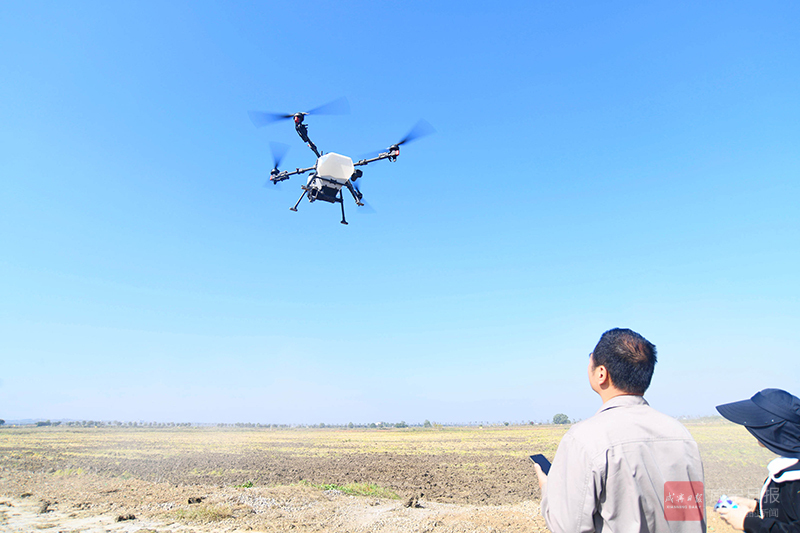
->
[592, 328, 657, 395]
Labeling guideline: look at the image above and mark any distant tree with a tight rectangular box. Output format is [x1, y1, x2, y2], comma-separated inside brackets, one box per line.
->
[423, 420, 432, 428]
[0, 419, 5, 426]
[395, 421, 407, 428]
[347, 422, 354, 429]
[552, 413, 571, 424]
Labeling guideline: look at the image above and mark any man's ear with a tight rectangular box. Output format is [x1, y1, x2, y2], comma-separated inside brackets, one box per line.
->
[595, 364, 609, 386]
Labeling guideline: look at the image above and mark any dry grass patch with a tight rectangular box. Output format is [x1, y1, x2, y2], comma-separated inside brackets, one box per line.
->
[173, 503, 233, 523]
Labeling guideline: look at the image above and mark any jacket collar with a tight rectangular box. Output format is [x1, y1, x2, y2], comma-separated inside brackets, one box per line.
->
[768, 457, 800, 483]
[597, 394, 648, 414]
[758, 458, 800, 517]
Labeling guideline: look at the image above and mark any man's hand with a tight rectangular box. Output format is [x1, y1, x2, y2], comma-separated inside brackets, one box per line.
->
[730, 497, 757, 513]
[534, 462, 548, 494]
[717, 505, 751, 531]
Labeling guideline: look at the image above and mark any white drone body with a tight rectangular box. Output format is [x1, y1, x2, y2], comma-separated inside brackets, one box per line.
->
[301, 152, 361, 207]
[307, 152, 354, 192]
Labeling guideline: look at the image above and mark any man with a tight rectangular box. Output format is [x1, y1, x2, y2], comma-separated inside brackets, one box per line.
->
[536, 328, 706, 532]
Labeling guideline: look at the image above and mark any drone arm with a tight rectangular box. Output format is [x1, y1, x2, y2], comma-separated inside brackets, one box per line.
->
[295, 122, 322, 157]
[353, 149, 400, 167]
[270, 164, 316, 183]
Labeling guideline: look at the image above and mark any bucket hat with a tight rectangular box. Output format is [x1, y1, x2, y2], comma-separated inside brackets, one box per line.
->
[716, 389, 800, 458]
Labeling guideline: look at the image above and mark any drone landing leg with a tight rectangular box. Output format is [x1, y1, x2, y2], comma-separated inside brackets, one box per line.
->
[339, 193, 348, 225]
[290, 189, 307, 212]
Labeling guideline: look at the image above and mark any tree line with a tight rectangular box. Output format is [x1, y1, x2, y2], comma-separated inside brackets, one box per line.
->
[1, 415, 573, 428]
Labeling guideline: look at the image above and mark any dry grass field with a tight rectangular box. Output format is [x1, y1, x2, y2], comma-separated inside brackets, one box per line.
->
[0, 419, 776, 532]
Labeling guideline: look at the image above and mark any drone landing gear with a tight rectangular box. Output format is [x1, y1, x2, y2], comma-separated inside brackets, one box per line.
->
[290, 186, 349, 224]
[340, 195, 348, 225]
[290, 188, 308, 211]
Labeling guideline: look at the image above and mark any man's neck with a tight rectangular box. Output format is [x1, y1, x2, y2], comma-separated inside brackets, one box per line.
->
[599, 388, 642, 404]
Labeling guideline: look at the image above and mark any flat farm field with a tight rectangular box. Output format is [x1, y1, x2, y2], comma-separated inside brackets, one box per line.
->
[0, 420, 775, 532]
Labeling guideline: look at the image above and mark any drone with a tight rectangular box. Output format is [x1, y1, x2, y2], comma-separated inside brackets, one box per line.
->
[248, 97, 433, 224]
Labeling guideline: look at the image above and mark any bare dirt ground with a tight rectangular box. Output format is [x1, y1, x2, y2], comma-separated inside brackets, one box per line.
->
[0, 471, 545, 533]
[0, 421, 775, 532]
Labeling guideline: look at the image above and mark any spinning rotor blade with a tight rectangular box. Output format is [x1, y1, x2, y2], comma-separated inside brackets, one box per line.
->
[357, 201, 377, 214]
[396, 119, 435, 147]
[350, 181, 377, 215]
[264, 179, 284, 191]
[248, 97, 350, 128]
[270, 141, 290, 171]
[351, 180, 376, 214]
[359, 119, 436, 159]
[263, 142, 290, 191]
[248, 111, 294, 127]
[306, 96, 350, 116]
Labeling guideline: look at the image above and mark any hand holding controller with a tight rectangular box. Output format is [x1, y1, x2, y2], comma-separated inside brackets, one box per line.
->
[714, 495, 739, 510]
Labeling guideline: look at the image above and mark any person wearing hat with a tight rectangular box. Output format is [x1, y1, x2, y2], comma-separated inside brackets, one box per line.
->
[716, 388, 800, 532]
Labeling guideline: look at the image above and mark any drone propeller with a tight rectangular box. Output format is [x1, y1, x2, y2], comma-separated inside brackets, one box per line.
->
[351, 180, 376, 214]
[270, 141, 289, 171]
[248, 97, 350, 128]
[360, 119, 435, 159]
[265, 141, 290, 190]
[305, 96, 350, 116]
[248, 110, 294, 127]
[357, 200, 377, 214]
[394, 119, 436, 148]
[264, 178, 284, 191]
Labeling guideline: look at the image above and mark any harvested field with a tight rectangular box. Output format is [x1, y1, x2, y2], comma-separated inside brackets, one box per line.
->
[0, 420, 776, 532]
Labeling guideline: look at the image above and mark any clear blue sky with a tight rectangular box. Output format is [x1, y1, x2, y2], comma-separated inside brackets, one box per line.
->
[2, 1, 798, 425]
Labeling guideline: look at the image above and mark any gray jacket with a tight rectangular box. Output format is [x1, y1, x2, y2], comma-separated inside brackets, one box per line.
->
[541, 395, 706, 533]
